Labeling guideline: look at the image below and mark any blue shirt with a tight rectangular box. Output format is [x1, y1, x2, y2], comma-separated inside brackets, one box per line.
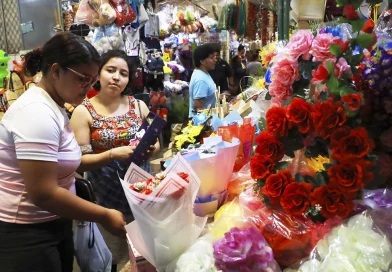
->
[189, 70, 217, 117]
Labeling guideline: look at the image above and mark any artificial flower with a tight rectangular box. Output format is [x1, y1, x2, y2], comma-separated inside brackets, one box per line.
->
[266, 107, 290, 137]
[259, 42, 277, 67]
[213, 227, 280, 272]
[328, 159, 374, 194]
[343, 4, 359, 20]
[334, 57, 352, 78]
[250, 154, 275, 180]
[255, 131, 285, 162]
[312, 184, 354, 218]
[262, 170, 295, 205]
[268, 80, 293, 103]
[310, 33, 339, 62]
[342, 93, 362, 111]
[305, 156, 330, 173]
[312, 100, 347, 139]
[271, 57, 300, 86]
[286, 30, 314, 60]
[286, 98, 314, 134]
[280, 182, 313, 216]
[333, 39, 350, 53]
[330, 126, 374, 160]
[362, 19, 375, 33]
[311, 64, 329, 84]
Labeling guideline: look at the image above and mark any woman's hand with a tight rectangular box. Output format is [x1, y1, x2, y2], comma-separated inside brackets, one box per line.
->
[146, 145, 156, 159]
[100, 209, 126, 237]
[110, 146, 136, 161]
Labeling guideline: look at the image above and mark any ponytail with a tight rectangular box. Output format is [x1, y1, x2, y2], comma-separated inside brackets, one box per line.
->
[23, 48, 43, 77]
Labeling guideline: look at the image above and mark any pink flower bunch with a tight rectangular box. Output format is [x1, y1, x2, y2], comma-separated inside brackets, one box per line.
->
[310, 33, 340, 62]
[287, 30, 314, 60]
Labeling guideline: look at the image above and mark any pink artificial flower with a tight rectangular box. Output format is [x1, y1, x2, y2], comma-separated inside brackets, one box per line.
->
[287, 30, 314, 60]
[310, 33, 340, 62]
[334, 57, 352, 78]
[271, 57, 300, 86]
[268, 80, 293, 101]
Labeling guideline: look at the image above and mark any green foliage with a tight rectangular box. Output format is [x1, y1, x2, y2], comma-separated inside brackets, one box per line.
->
[351, 19, 366, 33]
[330, 44, 342, 57]
[357, 33, 375, 49]
[275, 161, 291, 171]
[258, 117, 267, 131]
[327, 75, 340, 95]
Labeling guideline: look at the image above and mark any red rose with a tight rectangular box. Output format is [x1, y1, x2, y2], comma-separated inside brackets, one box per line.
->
[280, 182, 313, 216]
[311, 64, 329, 84]
[312, 100, 347, 139]
[286, 97, 314, 134]
[328, 159, 374, 194]
[334, 39, 350, 53]
[255, 131, 285, 162]
[266, 107, 290, 137]
[343, 4, 359, 20]
[362, 19, 375, 33]
[342, 93, 362, 111]
[312, 184, 355, 218]
[250, 154, 275, 180]
[330, 126, 375, 160]
[262, 170, 295, 205]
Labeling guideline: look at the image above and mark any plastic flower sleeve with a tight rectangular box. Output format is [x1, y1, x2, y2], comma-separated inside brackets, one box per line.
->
[284, 209, 392, 272]
[120, 155, 207, 272]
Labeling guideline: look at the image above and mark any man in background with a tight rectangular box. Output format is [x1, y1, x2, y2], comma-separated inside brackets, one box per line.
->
[247, 53, 263, 76]
[189, 44, 217, 118]
[210, 44, 234, 98]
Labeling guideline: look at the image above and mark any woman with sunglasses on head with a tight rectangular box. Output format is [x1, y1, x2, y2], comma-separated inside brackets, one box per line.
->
[0, 32, 126, 272]
[70, 50, 159, 271]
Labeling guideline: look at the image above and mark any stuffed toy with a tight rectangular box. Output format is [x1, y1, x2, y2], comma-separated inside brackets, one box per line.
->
[0, 50, 10, 89]
[110, 0, 136, 27]
[88, 0, 116, 27]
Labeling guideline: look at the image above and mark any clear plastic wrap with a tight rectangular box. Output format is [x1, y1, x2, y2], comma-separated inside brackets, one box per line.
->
[375, 9, 392, 38]
[85, 24, 124, 54]
[120, 155, 207, 272]
[227, 162, 254, 201]
[284, 209, 392, 272]
[75, 0, 116, 27]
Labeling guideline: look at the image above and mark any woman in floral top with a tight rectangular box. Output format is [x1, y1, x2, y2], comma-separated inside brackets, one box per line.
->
[71, 50, 159, 271]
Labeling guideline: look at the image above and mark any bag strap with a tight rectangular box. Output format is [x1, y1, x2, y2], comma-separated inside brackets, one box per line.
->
[88, 222, 95, 249]
[137, 99, 143, 119]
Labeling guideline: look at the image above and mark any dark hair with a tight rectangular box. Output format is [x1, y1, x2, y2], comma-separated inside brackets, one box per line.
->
[212, 43, 221, 54]
[23, 32, 100, 77]
[193, 44, 216, 68]
[93, 50, 136, 96]
[251, 53, 259, 61]
[231, 55, 241, 66]
[238, 45, 245, 53]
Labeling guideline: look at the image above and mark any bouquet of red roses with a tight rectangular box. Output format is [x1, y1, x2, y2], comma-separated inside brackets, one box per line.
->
[120, 155, 206, 272]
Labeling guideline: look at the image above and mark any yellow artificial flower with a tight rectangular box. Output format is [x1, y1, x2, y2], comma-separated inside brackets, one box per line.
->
[174, 125, 204, 150]
[306, 156, 330, 172]
[163, 66, 172, 74]
[259, 42, 277, 67]
[254, 78, 266, 89]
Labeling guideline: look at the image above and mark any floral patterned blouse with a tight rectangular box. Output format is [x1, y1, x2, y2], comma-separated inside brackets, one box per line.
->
[83, 96, 143, 154]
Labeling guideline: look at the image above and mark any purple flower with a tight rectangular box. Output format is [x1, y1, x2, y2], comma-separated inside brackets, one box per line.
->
[213, 227, 279, 272]
[364, 189, 392, 209]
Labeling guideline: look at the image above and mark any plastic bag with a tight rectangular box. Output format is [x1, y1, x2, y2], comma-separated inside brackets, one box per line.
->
[110, 0, 136, 27]
[85, 24, 124, 54]
[375, 9, 392, 39]
[227, 162, 254, 201]
[76, 0, 116, 27]
[208, 199, 281, 272]
[74, 221, 112, 272]
[284, 209, 392, 272]
[120, 155, 207, 272]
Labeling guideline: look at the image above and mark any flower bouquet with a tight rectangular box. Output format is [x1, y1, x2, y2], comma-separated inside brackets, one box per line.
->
[120, 155, 207, 271]
[284, 210, 392, 272]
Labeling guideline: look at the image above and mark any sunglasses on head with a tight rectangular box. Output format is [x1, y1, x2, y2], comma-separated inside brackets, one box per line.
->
[65, 67, 99, 88]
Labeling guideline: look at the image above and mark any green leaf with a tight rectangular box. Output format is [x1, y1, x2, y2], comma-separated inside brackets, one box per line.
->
[295, 173, 304, 182]
[351, 19, 366, 33]
[330, 44, 342, 57]
[323, 163, 332, 171]
[356, 33, 375, 49]
[351, 52, 364, 66]
[339, 86, 354, 97]
[326, 75, 339, 95]
[326, 60, 334, 75]
[336, 0, 349, 7]
[337, 17, 349, 24]
[258, 117, 266, 131]
[315, 172, 327, 187]
[303, 175, 316, 184]
[265, 91, 271, 100]
[366, 0, 383, 4]
[282, 97, 293, 107]
[319, 91, 328, 102]
[275, 161, 290, 171]
[352, 0, 364, 9]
